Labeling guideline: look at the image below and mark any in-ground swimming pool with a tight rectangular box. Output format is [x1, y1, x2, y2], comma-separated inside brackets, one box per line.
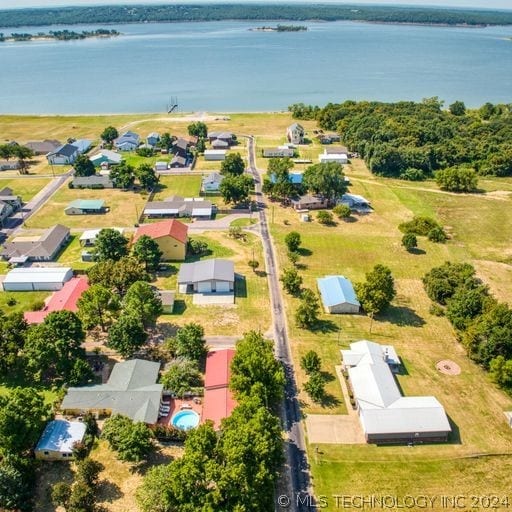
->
[171, 410, 200, 430]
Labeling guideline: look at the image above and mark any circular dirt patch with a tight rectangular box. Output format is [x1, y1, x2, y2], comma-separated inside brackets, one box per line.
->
[436, 360, 461, 376]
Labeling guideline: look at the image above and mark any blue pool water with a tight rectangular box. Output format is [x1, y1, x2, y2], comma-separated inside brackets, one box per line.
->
[171, 410, 200, 430]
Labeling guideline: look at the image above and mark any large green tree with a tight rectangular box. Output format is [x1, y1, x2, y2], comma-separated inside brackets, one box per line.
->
[123, 281, 163, 327]
[0, 311, 27, 378]
[107, 313, 147, 358]
[102, 415, 154, 462]
[23, 311, 86, 384]
[0, 456, 35, 512]
[101, 126, 119, 144]
[280, 267, 303, 296]
[230, 330, 285, 408]
[302, 162, 347, 200]
[160, 358, 203, 397]
[73, 154, 95, 177]
[187, 122, 208, 139]
[219, 174, 253, 204]
[77, 284, 120, 331]
[167, 322, 206, 362]
[0, 388, 49, 455]
[93, 228, 129, 262]
[436, 166, 478, 192]
[355, 264, 396, 317]
[110, 161, 135, 189]
[88, 257, 149, 296]
[136, 163, 159, 191]
[295, 288, 320, 328]
[132, 234, 163, 272]
[220, 152, 245, 176]
[284, 231, 301, 252]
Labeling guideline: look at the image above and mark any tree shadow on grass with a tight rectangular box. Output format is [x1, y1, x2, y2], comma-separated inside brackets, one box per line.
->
[235, 275, 247, 298]
[172, 300, 187, 315]
[255, 269, 267, 278]
[317, 392, 341, 409]
[382, 305, 425, 328]
[97, 480, 123, 503]
[408, 248, 426, 255]
[297, 247, 313, 257]
[185, 249, 214, 263]
[310, 319, 338, 334]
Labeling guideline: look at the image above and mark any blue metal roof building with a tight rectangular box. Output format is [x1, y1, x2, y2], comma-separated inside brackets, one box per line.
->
[317, 275, 360, 314]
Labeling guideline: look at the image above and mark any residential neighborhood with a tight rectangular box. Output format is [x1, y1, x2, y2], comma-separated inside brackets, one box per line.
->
[0, 110, 510, 512]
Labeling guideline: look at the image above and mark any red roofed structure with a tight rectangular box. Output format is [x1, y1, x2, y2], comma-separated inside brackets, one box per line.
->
[132, 220, 188, 261]
[202, 349, 236, 429]
[24, 276, 89, 324]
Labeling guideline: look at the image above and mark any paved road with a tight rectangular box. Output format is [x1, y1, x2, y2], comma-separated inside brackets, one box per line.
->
[0, 170, 72, 240]
[245, 136, 313, 511]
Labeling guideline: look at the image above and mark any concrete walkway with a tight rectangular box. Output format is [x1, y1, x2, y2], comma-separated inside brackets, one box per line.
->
[188, 213, 253, 231]
[305, 366, 365, 444]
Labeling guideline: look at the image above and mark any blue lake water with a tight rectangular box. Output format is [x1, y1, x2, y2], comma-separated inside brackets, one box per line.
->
[0, 20, 511, 114]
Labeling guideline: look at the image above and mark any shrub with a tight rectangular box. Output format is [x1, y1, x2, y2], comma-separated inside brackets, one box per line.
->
[428, 226, 447, 243]
[316, 210, 334, 225]
[399, 216, 440, 236]
[401, 232, 417, 251]
[333, 204, 351, 219]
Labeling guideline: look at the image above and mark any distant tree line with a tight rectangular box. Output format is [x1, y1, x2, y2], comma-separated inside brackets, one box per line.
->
[1, 4, 512, 28]
[0, 29, 119, 41]
[289, 99, 512, 180]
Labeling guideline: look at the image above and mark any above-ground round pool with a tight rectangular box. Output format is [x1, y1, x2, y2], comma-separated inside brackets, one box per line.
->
[171, 410, 200, 430]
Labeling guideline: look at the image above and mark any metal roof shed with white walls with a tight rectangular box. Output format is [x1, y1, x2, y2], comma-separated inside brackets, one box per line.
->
[2, 267, 73, 291]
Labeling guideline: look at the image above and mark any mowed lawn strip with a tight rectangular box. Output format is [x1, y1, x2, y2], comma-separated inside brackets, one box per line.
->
[0, 177, 52, 202]
[26, 178, 148, 229]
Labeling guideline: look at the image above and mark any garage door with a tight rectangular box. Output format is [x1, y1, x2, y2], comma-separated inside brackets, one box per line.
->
[198, 281, 212, 293]
[216, 281, 230, 293]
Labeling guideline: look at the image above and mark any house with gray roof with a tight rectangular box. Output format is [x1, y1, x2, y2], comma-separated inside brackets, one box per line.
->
[317, 275, 360, 314]
[0, 159, 20, 171]
[61, 359, 164, 424]
[208, 132, 235, 145]
[291, 194, 329, 211]
[342, 340, 451, 444]
[71, 175, 115, 189]
[201, 172, 224, 192]
[178, 258, 235, 294]
[25, 139, 61, 155]
[170, 155, 187, 168]
[114, 131, 140, 151]
[1, 224, 70, 263]
[47, 143, 80, 165]
[0, 187, 22, 227]
[144, 196, 212, 219]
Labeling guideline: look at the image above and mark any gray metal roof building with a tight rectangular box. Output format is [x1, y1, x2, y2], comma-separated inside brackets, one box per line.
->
[61, 359, 163, 424]
[342, 340, 451, 443]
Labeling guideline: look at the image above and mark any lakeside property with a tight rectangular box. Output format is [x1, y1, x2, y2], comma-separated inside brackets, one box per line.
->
[1, 110, 512, 510]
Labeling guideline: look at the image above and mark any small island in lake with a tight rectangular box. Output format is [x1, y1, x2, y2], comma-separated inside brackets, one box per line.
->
[250, 24, 307, 32]
[0, 29, 120, 43]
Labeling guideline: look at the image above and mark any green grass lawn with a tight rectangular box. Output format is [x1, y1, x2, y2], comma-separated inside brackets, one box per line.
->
[230, 218, 257, 227]
[0, 290, 49, 315]
[26, 178, 148, 229]
[269, 157, 512, 501]
[153, 175, 202, 200]
[0, 176, 51, 202]
[156, 231, 269, 336]
[55, 234, 94, 271]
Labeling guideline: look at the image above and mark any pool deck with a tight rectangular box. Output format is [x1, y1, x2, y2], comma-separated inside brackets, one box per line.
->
[157, 397, 203, 426]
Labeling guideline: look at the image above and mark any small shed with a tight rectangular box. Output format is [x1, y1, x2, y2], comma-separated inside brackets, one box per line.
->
[2, 266, 73, 291]
[35, 420, 86, 460]
[154, 161, 169, 172]
[204, 150, 226, 161]
[158, 290, 175, 314]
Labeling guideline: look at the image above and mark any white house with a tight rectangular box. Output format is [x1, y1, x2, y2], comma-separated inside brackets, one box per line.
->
[35, 420, 86, 461]
[201, 172, 224, 192]
[339, 193, 372, 213]
[286, 123, 305, 145]
[2, 267, 73, 291]
[341, 341, 451, 444]
[319, 149, 348, 165]
[178, 259, 235, 294]
[154, 161, 169, 172]
[204, 149, 226, 161]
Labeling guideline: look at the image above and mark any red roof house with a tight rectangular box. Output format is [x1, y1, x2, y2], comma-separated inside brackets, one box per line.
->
[202, 349, 236, 429]
[24, 276, 89, 324]
[132, 220, 188, 261]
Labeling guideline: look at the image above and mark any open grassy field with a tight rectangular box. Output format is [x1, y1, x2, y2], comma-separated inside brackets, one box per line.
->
[26, 178, 148, 229]
[153, 175, 202, 200]
[0, 176, 51, 202]
[268, 156, 512, 503]
[155, 231, 270, 336]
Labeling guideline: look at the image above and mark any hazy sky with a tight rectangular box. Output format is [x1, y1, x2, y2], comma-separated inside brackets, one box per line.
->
[0, 0, 511, 10]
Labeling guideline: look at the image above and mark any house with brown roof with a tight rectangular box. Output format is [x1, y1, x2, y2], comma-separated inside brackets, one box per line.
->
[291, 194, 330, 211]
[132, 219, 188, 261]
[25, 140, 61, 155]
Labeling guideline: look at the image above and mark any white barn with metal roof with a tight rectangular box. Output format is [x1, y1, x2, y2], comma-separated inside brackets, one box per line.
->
[35, 420, 86, 460]
[2, 266, 73, 291]
[317, 275, 360, 314]
[342, 340, 451, 444]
